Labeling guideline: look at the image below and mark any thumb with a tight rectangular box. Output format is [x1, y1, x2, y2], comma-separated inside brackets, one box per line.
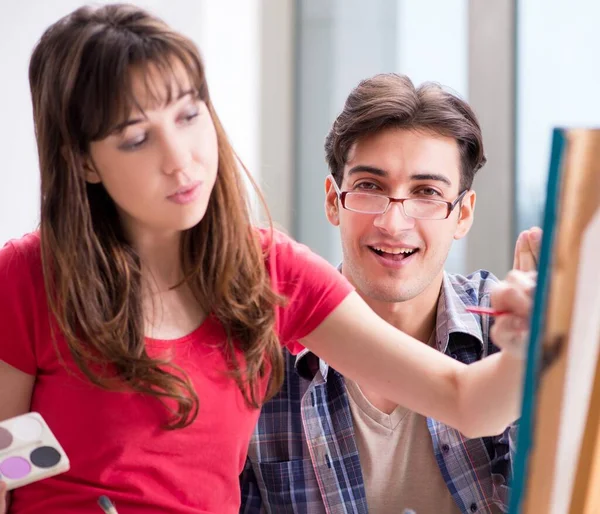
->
[0, 481, 6, 514]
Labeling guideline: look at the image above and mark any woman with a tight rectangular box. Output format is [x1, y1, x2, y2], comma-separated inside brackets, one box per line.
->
[0, 4, 533, 513]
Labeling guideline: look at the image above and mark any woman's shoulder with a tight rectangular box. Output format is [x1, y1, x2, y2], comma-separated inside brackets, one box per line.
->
[255, 225, 294, 248]
[0, 232, 49, 374]
[255, 226, 312, 261]
[0, 231, 43, 280]
[253, 226, 353, 347]
[254, 225, 347, 287]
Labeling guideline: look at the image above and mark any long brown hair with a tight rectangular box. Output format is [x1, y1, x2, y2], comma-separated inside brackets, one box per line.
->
[325, 73, 487, 190]
[28, 3, 284, 429]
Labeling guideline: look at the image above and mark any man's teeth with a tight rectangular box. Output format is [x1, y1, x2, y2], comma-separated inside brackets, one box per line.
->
[373, 247, 416, 255]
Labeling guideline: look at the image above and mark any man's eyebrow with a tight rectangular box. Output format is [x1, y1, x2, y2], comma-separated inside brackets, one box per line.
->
[347, 167, 453, 188]
[110, 89, 196, 134]
[347, 165, 388, 177]
[410, 173, 452, 187]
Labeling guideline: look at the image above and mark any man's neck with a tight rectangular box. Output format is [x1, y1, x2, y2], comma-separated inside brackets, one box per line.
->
[358, 274, 444, 345]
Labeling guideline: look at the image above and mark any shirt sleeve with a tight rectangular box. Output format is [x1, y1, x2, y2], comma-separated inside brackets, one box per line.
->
[0, 238, 39, 375]
[488, 422, 517, 511]
[264, 229, 354, 354]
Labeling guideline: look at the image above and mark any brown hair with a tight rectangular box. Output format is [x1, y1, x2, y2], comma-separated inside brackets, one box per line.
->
[28, 3, 284, 429]
[325, 73, 486, 190]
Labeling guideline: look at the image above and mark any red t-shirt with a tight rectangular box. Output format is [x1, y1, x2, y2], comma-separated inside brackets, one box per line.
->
[0, 229, 353, 513]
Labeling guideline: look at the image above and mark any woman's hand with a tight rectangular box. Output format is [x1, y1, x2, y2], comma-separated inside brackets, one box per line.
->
[0, 480, 9, 514]
[513, 227, 542, 272]
[490, 270, 537, 360]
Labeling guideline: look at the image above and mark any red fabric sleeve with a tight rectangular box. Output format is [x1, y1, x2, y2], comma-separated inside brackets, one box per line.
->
[263, 229, 354, 355]
[0, 235, 42, 375]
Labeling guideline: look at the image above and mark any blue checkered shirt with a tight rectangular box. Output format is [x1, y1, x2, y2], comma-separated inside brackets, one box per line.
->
[240, 270, 516, 514]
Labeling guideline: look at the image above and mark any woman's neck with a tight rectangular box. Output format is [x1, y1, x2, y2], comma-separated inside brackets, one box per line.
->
[128, 229, 207, 340]
[128, 228, 183, 290]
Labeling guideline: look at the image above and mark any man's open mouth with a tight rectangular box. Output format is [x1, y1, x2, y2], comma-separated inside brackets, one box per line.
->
[369, 246, 419, 260]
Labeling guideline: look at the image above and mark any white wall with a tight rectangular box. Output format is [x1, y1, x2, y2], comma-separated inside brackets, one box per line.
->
[0, 0, 261, 245]
[396, 0, 468, 94]
[197, 0, 261, 213]
[516, 0, 600, 233]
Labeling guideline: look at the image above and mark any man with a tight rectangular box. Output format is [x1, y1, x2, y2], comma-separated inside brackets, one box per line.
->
[240, 74, 540, 514]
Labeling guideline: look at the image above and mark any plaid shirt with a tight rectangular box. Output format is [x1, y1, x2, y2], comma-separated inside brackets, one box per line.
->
[240, 270, 516, 514]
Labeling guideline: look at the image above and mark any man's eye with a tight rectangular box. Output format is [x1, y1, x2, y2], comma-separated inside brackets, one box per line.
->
[355, 182, 379, 191]
[417, 187, 441, 197]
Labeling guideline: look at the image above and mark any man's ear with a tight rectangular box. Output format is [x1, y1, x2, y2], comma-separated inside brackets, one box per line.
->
[454, 190, 476, 240]
[324, 176, 340, 226]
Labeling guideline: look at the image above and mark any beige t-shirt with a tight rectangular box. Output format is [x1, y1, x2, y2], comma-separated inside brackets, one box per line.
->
[346, 376, 461, 514]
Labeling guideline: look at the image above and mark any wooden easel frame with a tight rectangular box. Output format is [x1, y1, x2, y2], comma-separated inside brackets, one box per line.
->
[509, 128, 600, 513]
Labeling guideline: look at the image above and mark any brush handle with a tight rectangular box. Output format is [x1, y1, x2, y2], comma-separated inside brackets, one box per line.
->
[97, 495, 119, 514]
[465, 306, 509, 316]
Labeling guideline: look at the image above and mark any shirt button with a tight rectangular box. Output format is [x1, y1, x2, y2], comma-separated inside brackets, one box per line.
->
[442, 444, 450, 453]
[470, 503, 477, 512]
[451, 353, 458, 359]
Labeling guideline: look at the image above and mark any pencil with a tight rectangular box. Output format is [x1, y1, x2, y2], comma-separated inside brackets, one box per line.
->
[97, 495, 120, 514]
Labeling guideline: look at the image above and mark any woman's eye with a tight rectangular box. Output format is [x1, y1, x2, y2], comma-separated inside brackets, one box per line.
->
[120, 135, 147, 151]
[180, 109, 199, 124]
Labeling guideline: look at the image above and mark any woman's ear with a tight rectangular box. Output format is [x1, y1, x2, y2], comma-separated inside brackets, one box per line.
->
[83, 160, 102, 184]
[61, 145, 102, 184]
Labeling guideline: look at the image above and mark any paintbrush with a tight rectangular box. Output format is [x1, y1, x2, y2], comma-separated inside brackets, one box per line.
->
[97, 495, 120, 514]
[465, 306, 508, 317]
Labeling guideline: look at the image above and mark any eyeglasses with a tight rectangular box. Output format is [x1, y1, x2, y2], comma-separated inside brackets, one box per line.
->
[329, 174, 468, 220]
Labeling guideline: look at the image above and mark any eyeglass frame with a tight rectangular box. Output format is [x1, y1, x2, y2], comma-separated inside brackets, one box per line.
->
[328, 174, 469, 220]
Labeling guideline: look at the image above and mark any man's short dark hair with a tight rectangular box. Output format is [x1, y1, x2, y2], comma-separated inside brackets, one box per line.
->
[325, 73, 486, 191]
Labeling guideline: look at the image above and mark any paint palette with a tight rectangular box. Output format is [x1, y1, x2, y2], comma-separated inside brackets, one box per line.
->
[0, 412, 70, 491]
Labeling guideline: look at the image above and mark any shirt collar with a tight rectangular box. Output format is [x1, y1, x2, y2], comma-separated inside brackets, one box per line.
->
[435, 272, 485, 353]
